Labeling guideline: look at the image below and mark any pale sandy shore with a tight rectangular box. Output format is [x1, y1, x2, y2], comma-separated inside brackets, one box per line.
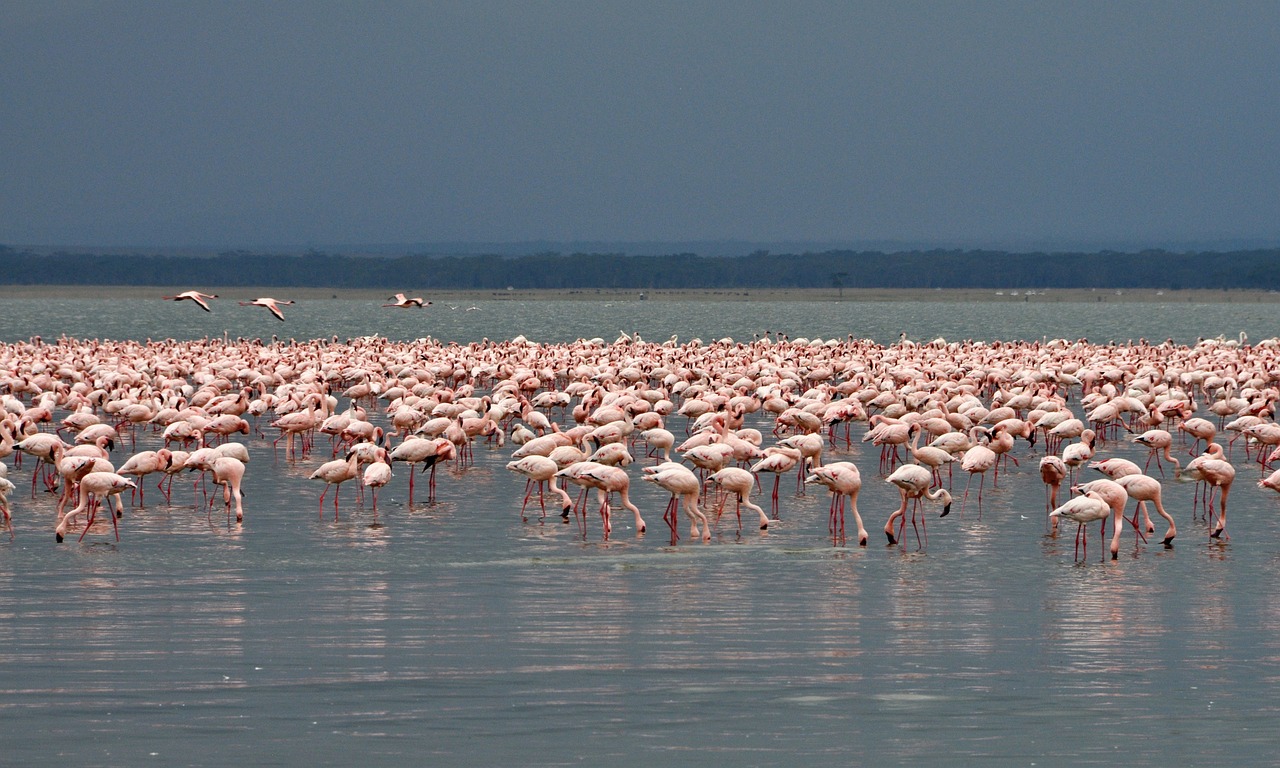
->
[0, 285, 1276, 303]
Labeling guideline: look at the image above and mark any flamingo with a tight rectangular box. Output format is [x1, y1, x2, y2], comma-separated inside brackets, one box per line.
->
[960, 428, 997, 516]
[1113, 474, 1177, 546]
[506, 455, 574, 521]
[210, 456, 246, 522]
[1050, 491, 1112, 560]
[884, 463, 952, 548]
[238, 297, 294, 321]
[55, 472, 136, 543]
[1185, 448, 1235, 539]
[0, 475, 13, 537]
[117, 448, 173, 506]
[362, 459, 392, 513]
[642, 463, 711, 542]
[1179, 417, 1217, 455]
[308, 450, 360, 519]
[804, 461, 866, 545]
[1130, 429, 1180, 476]
[1071, 478, 1134, 559]
[383, 293, 431, 308]
[749, 446, 802, 518]
[905, 424, 957, 485]
[1259, 469, 1280, 494]
[1061, 428, 1098, 482]
[706, 467, 769, 531]
[388, 436, 454, 504]
[1039, 455, 1067, 527]
[162, 290, 217, 311]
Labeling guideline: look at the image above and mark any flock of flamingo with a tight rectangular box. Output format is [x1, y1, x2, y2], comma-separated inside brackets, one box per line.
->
[2, 293, 1279, 559]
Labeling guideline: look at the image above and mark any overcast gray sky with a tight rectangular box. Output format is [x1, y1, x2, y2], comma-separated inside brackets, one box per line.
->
[3, 1, 1278, 249]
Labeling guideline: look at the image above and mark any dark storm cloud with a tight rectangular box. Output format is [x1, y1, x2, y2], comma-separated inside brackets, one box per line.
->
[3, 1, 1278, 247]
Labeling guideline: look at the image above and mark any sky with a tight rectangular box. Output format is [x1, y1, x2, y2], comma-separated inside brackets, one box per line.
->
[3, 1, 1279, 251]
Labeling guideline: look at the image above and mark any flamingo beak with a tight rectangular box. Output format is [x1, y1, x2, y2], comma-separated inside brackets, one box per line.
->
[940, 502, 952, 517]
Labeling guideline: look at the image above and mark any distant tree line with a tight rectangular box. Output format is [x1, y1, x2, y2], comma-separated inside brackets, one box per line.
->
[0, 245, 1276, 291]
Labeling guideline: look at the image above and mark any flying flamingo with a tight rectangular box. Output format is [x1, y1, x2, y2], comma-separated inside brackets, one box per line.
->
[383, 293, 431, 308]
[706, 466, 770, 531]
[884, 463, 952, 548]
[238, 297, 294, 321]
[162, 290, 218, 311]
[804, 461, 866, 545]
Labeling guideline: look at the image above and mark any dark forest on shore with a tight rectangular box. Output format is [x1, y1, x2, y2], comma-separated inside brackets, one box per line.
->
[1, 246, 1276, 291]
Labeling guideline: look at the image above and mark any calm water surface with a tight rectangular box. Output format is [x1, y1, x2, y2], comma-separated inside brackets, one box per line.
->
[2, 297, 1280, 767]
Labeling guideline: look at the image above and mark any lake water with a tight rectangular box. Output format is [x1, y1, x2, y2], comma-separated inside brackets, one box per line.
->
[2, 296, 1280, 767]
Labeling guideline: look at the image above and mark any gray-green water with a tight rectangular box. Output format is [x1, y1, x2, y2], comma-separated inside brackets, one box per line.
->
[2, 296, 1279, 767]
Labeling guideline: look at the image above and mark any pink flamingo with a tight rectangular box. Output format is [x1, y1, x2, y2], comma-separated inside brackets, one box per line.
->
[1039, 455, 1067, 528]
[884, 463, 952, 548]
[55, 472, 136, 543]
[1050, 491, 1111, 560]
[117, 448, 173, 506]
[162, 290, 217, 311]
[1179, 417, 1217, 455]
[1061, 428, 1097, 483]
[1258, 468, 1280, 494]
[642, 463, 711, 543]
[1113, 474, 1176, 546]
[309, 450, 360, 519]
[805, 461, 866, 545]
[362, 457, 392, 513]
[210, 456, 246, 522]
[383, 293, 431, 308]
[238, 297, 294, 321]
[749, 446, 802, 518]
[706, 467, 769, 531]
[506, 455, 574, 521]
[388, 436, 454, 504]
[1130, 429, 1180, 476]
[960, 428, 997, 516]
[1072, 478, 1135, 559]
[905, 424, 957, 485]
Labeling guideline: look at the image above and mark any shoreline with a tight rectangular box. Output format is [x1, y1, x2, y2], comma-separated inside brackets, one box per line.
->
[0, 285, 1275, 303]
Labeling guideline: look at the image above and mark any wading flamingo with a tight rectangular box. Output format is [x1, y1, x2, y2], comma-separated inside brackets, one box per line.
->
[884, 463, 952, 548]
[642, 463, 711, 543]
[706, 466, 769, 531]
[805, 461, 866, 545]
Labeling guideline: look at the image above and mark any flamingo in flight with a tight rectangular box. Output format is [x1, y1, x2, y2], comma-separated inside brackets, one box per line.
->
[383, 293, 431, 308]
[238, 297, 294, 321]
[163, 290, 218, 312]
